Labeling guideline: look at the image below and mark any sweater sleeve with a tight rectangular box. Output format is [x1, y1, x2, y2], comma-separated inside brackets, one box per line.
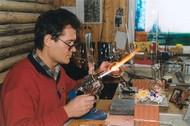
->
[3, 88, 69, 126]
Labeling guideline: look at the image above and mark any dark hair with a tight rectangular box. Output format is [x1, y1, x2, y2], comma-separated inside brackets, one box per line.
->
[34, 9, 81, 50]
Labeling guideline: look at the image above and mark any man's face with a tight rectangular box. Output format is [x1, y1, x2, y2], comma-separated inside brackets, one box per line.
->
[48, 25, 77, 65]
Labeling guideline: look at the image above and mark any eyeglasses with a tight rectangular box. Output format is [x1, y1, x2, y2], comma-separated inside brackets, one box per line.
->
[57, 38, 78, 51]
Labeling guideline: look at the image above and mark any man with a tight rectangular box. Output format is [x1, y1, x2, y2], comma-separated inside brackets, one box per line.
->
[0, 9, 110, 126]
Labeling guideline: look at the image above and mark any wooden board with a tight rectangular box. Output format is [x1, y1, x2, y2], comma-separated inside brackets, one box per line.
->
[61, 0, 128, 43]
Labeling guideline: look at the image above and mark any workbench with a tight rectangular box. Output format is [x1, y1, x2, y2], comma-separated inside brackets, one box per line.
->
[65, 85, 190, 126]
[67, 99, 134, 126]
[65, 67, 190, 126]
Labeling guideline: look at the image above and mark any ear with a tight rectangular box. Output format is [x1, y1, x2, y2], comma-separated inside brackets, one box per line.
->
[44, 34, 54, 47]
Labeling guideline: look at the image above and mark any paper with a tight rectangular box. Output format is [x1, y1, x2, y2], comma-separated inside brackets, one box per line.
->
[76, 0, 102, 23]
[115, 31, 127, 50]
[76, 0, 84, 23]
[60, 6, 76, 15]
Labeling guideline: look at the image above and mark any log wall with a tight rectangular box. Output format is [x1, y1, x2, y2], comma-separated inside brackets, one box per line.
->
[0, 0, 55, 83]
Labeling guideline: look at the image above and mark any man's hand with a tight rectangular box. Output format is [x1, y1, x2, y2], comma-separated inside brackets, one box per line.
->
[63, 94, 95, 118]
[94, 61, 111, 75]
[88, 62, 95, 74]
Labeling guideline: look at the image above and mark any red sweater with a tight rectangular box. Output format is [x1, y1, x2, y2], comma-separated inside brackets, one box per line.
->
[0, 55, 79, 126]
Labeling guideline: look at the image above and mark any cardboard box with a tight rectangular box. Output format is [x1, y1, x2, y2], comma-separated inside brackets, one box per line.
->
[135, 31, 148, 42]
[170, 47, 183, 53]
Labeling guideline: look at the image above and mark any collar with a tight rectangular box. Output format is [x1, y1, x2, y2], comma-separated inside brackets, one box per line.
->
[28, 50, 61, 81]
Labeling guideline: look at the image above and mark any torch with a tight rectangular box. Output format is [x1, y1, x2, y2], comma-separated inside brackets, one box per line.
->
[76, 49, 139, 96]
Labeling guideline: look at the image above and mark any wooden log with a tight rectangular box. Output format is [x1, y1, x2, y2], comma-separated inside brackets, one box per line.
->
[37, 0, 54, 4]
[0, 12, 40, 24]
[0, 0, 55, 12]
[0, 70, 9, 84]
[61, 0, 76, 6]
[0, 33, 34, 48]
[53, 0, 62, 9]
[7, 0, 54, 4]
[7, 0, 37, 2]
[0, 53, 28, 72]
[0, 42, 34, 59]
[0, 23, 35, 36]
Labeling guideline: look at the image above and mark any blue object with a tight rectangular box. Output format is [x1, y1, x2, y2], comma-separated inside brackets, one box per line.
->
[80, 109, 107, 120]
[69, 90, 107, 120]
[69, 89, 77, 100]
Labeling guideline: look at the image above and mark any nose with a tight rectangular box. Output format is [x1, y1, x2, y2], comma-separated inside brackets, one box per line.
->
[70, 46, 76, 52]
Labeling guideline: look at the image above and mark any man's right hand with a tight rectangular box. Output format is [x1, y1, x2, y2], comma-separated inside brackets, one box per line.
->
[63, 94, 95, 118]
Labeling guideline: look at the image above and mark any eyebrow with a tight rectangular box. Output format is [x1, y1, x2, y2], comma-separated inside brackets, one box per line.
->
[64, 39, 76, 42]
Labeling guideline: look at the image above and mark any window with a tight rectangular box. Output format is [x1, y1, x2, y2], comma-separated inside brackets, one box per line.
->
[135, 0, 190, 45]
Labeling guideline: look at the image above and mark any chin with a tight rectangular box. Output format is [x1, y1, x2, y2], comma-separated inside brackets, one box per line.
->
[60, 57, 71, 64]
[64, 59, 70, 64]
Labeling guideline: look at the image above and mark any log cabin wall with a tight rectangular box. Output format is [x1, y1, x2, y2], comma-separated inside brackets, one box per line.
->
[0, 0, 56, 83]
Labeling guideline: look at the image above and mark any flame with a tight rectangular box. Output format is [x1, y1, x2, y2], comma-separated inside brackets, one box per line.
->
[98, 49, 139, 78]
[111, 49, 139, 71]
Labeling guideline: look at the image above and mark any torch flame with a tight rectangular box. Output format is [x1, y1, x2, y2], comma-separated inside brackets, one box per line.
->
[111, 49, 139, 71]
[98, 49, 139, 78]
